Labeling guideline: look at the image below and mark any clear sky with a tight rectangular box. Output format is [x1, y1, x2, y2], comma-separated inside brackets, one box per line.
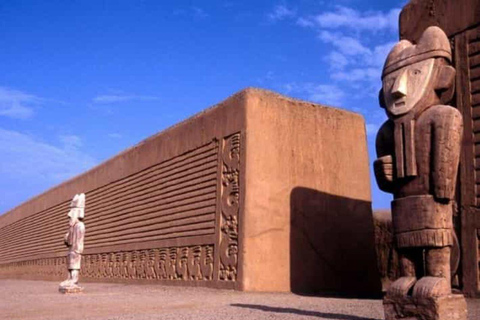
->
[0, 0, 407, 213]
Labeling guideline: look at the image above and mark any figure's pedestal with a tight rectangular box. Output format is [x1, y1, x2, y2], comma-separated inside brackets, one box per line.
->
[59, 284, 84, 294]
[384, 294, 467, 320]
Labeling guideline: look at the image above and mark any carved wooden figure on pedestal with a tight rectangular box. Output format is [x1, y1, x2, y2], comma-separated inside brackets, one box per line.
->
[374, 26, 467, 319]
[59, 193, 86, 293]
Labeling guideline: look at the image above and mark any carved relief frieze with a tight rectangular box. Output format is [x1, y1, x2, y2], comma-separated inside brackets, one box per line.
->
[219, 133, 240, 281]
[145, 249, 156, 280]
[0, 245, 215, 282]
[0, 257, 67, 278]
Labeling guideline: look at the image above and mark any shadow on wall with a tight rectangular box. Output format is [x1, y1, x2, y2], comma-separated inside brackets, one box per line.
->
[290, 187, 382, 298]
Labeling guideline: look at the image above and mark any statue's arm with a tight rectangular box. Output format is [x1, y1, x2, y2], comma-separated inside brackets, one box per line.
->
[432, 106, 463, 201]
[64, 231, 70, 246]
[374, 120, 395, 194]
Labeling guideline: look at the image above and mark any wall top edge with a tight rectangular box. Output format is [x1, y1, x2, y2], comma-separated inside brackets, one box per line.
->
[400, 0, 480, 41]
[0, 87, 362, 227]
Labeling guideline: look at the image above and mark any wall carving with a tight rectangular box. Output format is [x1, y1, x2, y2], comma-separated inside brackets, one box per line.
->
[0, 134, 241, 285]
[0, 257, 67, 278]
[0, 141, 219, 264]
[218, 133, 240, 281]
[0, 245, 214, 281]
[478, 229, 480, 288]
[467, 32, 480, 208]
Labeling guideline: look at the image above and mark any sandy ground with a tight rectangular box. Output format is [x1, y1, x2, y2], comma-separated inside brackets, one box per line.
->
[0, 280, 479, 320]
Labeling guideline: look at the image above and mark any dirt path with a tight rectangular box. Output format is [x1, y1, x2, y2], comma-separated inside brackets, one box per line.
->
[0, 280, 478, 320]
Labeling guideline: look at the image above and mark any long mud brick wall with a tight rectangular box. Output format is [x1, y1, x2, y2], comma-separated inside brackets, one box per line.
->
[0, 88, 381, 294]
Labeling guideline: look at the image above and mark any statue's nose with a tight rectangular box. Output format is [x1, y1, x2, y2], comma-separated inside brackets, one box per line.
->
[391, 69, 408, 99]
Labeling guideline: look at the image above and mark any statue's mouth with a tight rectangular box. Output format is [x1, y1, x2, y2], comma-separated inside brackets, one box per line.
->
[394, 99, 406, 108]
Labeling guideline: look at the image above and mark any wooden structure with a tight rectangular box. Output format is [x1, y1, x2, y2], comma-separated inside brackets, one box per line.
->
[400, 0, 480, 298]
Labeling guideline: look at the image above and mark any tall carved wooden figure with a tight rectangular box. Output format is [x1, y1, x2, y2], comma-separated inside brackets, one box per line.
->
[59, 193, 86, 294]
[374, 26, 467, 320]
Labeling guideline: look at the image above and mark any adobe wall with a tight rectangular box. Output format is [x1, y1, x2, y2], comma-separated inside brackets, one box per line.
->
[241, 90, 380, 294]
[0, 88, 380, 294]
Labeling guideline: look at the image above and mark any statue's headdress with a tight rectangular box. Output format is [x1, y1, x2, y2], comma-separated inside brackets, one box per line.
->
[71, 193, 85, 209]
[382, 26, 451, 79]
[69, 193, 85, 220]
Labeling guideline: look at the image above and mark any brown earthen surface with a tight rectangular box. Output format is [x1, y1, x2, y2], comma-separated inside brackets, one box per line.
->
[242, 90, 379, 294]
[0, 88, 378, 294]
[1, 279, 479, 320]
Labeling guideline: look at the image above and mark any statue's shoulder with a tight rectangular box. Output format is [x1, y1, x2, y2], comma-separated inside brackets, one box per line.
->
[424, 104, 461, 117]
[422, 105, 462, 125]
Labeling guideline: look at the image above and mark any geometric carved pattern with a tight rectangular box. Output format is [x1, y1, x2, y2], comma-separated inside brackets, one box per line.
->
[0, 257, 67, 278]
[83, 141, 219, 249]
[0, 141, 219, 264]
[218, 133, 240, 281]
[468, 32, 480, 207]
[0, 245, 214, 281]
[478, 229, 480, 287]
[0, 132, 246, 286]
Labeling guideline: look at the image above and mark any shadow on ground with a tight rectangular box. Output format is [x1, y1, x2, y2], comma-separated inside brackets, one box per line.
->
[231, 303, 382, 320]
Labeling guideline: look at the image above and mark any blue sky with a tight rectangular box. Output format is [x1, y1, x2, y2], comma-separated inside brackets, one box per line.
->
[0, 0, 406, 213]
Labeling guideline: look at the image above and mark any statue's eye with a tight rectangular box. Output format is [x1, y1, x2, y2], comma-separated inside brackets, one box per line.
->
[413, 69, 421, 75]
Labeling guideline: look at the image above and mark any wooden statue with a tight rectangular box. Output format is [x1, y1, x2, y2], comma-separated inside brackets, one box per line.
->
[375, 26, 467, 319]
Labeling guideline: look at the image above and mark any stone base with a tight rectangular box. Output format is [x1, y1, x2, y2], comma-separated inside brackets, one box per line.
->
[384, 294, 467, 320]
[58, 285, 83, 294]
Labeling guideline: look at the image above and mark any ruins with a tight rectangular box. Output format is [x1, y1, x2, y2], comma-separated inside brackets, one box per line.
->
[0, 88, 380, 294]
[3, 1, 480, 319]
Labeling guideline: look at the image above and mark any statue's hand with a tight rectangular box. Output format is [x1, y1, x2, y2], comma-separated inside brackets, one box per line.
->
[64, 233, 69, 246]
[374, 155, 394, 192]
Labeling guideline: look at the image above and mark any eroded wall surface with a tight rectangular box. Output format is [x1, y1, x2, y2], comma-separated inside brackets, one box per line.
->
[0, 88, 380, 294]
[0, 90, 246, 290]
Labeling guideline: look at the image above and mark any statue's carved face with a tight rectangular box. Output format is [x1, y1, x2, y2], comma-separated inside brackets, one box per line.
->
[68, 208, 80, 225]
[382, 58, 436, 116]
[67, 209, 75, 224]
